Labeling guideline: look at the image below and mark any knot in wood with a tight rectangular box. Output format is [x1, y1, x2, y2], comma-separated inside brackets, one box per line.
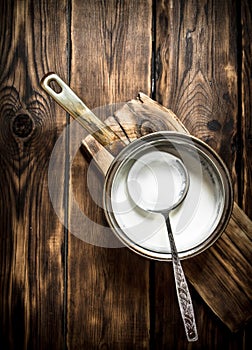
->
[140, 120, 157, 136]
[12, 113, 34, 138]
[207, 119, 221, 132]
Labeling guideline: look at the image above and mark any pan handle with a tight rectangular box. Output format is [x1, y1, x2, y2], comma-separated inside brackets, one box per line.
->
[41, 73, 125, 156]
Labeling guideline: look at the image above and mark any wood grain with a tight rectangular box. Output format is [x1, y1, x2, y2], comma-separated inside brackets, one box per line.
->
[81, 93, 189, 175]
[241, 0, 252, 218]
[0, 0, 251, 349]
[70, 0, 152, 107]
[184, 202, 252, 332]
[153, 0, 251, 344]
[68, 1, 152, 348]
[0, 0, 68, 349]
[155, 0, 238, 197]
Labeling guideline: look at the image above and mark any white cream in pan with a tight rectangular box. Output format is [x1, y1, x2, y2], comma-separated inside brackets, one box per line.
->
[110, 147, 224, 256]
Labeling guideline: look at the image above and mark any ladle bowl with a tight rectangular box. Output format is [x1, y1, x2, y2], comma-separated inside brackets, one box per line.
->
[127, 151, 189, 213]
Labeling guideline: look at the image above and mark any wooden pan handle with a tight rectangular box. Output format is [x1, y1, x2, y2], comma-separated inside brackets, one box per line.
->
[41, 73, 126, 156]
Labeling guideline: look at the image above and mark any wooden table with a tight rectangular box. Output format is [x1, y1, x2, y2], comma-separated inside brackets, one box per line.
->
[0, 1, 251, 349]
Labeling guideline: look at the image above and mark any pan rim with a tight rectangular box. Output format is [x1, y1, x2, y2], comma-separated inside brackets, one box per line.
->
[103, 131, 234, 261]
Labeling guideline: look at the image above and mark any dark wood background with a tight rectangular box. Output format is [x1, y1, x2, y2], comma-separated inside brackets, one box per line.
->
[0, 0, 251, 349]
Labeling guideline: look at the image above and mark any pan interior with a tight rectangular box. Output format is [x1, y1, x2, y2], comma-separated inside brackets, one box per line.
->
[104, 132, 232, 260]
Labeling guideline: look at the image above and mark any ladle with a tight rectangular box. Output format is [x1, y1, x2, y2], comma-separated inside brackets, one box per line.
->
[127, 151, 198, 342]
[41, 73, 232, 339]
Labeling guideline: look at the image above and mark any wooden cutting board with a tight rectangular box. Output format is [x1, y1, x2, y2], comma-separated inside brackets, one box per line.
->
[82, 92, 252, 332]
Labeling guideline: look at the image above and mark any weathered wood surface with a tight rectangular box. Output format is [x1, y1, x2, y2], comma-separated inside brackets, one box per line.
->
[241, 0, 252, 218]
[68, 1, 152, 348]
[154, 0, 251, 345]
[0, 1, 68, 349]
[82, 93, 188, 175]
[0, 0, 251, 349]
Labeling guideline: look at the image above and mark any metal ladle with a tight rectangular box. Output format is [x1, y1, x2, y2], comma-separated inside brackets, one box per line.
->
[127, 151, 198, 342]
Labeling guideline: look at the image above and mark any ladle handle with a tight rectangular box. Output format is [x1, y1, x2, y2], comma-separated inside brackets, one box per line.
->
[166, 218, 198, 342]
[41, 73, 126, 156]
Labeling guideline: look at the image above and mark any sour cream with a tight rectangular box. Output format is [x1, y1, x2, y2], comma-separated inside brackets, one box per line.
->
[110, 147, 224, 255]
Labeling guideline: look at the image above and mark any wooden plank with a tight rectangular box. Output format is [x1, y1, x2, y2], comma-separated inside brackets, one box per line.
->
[155, 0, 238, 198]
[81, 92, 189, 176]
[154, 0, 249, 342]
[184, 203, 252, 332]
[0, 0, 68, 349]
[70, 1, 152, 106]
[241, 0, 252, 218]
[67, 1, 152, 348]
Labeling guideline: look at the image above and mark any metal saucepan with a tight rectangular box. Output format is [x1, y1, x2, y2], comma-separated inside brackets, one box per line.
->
[41, 73, 233, 261]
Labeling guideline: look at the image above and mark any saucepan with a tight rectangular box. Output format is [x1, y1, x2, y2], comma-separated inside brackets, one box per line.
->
[41, 73, 233, 261]
[41, 73, 233, 341]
